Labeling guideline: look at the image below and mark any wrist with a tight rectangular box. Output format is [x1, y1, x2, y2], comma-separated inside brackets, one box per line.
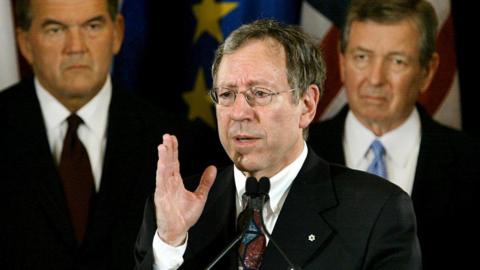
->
[157, 230, 187, 247]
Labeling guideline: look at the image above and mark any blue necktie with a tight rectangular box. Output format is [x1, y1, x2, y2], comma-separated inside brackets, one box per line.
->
[367, 140, 388, 179]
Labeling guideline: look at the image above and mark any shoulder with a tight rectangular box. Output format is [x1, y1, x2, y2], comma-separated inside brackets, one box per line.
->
[329, 163, 408, 203]
[109, 86, 194, 134]
[419, 108, 480, 155]
[0, 78, 35, 105]
[309, 106, 348, 139]
[304, 148, 409, 207]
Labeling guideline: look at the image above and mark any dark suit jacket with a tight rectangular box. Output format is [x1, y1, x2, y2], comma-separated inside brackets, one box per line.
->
[134, 148, 421, 270]
[308, 105, 480, 270]
[0, 78, 225, 270]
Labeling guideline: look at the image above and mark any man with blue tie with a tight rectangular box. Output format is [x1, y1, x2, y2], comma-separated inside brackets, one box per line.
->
[134, 19, 421, 270]
[308, 0, 480, 269]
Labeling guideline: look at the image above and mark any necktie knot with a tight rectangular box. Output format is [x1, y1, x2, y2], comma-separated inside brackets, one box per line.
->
[66, 114, 83, 131]
[64, 114, 84, 150]
[370, 139, 385, 157]
[367, 139, 388, 179]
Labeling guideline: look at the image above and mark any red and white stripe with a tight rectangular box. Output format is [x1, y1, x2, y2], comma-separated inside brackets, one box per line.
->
[301, 0, 461, 129]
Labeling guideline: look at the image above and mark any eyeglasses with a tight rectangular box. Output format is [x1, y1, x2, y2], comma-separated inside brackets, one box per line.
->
[209, 87, 296, 107]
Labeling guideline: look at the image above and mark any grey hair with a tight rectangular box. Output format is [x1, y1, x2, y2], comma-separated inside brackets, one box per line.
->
[340, 0, 438, 68]
[15, 0, 120, 30]
[211, 19, 326, 104]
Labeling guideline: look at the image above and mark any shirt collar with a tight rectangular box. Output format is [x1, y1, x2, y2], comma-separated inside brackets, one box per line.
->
[344, 108, 421, 168]
[381, 109, 421, 168]
[234, 141, 309, 214]
[35, 76, 112, 140]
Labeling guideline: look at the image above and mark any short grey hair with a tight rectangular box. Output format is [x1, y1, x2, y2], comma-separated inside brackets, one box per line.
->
[212, 19, 326, 103]
[340, 0, 438, 68]
[15, 0, 120, 30]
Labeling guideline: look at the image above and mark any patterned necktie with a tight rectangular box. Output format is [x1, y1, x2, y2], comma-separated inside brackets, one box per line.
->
[367, 139, 388, 179]
[58, 114, 94, 243]
[238, 208, 266, 270]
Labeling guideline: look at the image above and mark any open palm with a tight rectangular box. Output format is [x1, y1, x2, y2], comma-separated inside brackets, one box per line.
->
[153, 134, 217, 246]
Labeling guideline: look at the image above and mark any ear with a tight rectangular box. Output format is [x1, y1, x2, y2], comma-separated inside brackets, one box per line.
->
[16, 29, 34, 65]
[299, 84, 320, 129]
[112, 14, 125, 55]
[419, 52, 439, 93]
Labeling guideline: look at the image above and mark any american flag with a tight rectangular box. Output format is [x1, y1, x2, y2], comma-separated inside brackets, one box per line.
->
[301, 0, 461, 129]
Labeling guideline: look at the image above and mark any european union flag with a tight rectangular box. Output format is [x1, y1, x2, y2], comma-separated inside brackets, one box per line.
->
[113, 0, 301, 128]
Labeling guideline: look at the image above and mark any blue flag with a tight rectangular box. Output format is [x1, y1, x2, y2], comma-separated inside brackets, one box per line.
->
[113, 0, 301, 128]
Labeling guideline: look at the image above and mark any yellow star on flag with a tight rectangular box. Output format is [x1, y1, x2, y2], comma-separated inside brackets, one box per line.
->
[192, 0, 238, 42]
[183, 68, 216, 128]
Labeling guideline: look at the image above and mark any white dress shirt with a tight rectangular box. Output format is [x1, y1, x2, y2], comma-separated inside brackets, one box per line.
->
[35, 77, 112, 191]
[343, 109, 421, 195]
[152, 142, 309, 270]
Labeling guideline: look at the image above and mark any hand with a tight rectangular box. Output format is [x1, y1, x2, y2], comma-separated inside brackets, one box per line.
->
[154, 134, 217, 246]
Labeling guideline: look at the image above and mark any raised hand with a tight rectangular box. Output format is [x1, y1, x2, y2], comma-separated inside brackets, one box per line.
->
[154, 134, 217, 246]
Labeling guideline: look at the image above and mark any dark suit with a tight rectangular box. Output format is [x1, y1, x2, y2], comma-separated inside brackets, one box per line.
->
[134, 148, 421, 270]
[308, 105, 480, 270]
[0, 78, 225, 270]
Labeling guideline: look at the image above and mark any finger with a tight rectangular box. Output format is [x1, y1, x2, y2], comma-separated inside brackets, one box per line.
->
[195, 166, 217, 199]
[172, 135, 179, 168]
[170, 135, 184, 188]
[162, 134, 173, 163]
[155, 144, 170, 190]
[164, 135, 181, 180]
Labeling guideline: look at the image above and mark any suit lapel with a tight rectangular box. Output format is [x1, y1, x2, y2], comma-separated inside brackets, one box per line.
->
[261, 150, 338, 269]
[410, 107, 454, 214]
[14, 81, 77, 247]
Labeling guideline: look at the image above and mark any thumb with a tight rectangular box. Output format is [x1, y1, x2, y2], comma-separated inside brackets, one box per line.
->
[195, 165, 217, 199]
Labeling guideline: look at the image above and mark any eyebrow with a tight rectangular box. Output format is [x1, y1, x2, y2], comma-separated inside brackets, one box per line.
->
[350, 46, 372, 54]
[40, 15, 107, 29]
[41, 18, 66, 28]
[83, 15, 107, 25]
[352, 46, 409, 58]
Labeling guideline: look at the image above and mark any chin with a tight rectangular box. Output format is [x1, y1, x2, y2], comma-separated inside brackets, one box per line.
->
[62, 86, 97, 99]
[232, 155, 260, 174]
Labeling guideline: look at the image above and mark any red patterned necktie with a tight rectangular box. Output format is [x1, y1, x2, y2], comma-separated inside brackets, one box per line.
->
[238, 208, 266, 270]
[58, 114, 94, 243]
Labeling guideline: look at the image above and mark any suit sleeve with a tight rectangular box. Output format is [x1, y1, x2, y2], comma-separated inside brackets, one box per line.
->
[363, 190, 422, 270]
[134, 197, 156, 270]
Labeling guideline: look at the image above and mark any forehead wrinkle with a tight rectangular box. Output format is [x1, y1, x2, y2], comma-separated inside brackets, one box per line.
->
[31, 0, 109, 26]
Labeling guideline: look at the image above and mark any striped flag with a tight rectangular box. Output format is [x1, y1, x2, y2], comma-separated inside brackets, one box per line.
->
[0, 0, 20, 91]
[301, 0, 461, 129]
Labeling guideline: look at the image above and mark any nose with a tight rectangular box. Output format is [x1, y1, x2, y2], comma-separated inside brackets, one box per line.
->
[229, 92, 254, 121]
[64, 27, 87, 54]
[368, 59, 387, 86]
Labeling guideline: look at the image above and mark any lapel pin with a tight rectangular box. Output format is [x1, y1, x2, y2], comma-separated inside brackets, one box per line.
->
[308, 234, 316, 242]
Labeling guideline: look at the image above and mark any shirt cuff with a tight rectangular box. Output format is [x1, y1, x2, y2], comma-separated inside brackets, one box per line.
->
[152, 230, 187, 270]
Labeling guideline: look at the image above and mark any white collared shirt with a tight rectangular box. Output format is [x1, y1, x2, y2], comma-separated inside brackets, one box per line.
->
[152, 142, 309, 270]
[35, 77, 112, 191]
[343, 109, 421, 195]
